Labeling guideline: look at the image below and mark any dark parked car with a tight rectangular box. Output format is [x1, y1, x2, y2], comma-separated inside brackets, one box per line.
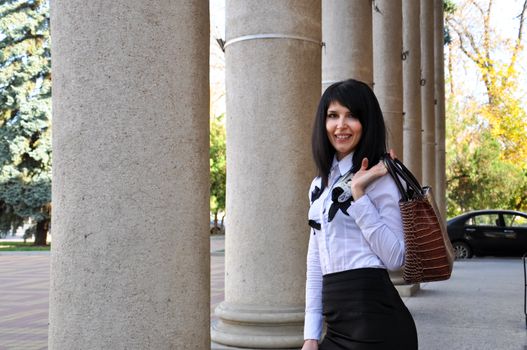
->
[447, 210, 527, 259]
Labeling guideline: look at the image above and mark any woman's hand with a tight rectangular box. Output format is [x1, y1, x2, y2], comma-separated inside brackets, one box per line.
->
[301, 339, 318, 350]
[350, 149, 397, 200]
[350, 157, 388, 200]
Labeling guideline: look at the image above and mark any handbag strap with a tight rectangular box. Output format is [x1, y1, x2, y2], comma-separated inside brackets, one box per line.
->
[382, 155, 424, 201]
[383, 156, 407, 200]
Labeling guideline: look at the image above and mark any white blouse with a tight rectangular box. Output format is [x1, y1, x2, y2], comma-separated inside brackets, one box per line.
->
[304, 153, 405, 340]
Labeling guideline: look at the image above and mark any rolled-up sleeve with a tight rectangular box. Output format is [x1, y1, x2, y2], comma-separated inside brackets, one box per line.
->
[349, 175, 405, 270]
[304, 228, 323, 340]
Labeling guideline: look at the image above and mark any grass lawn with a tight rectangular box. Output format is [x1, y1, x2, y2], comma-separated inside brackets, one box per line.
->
[0, 241, 50, 251]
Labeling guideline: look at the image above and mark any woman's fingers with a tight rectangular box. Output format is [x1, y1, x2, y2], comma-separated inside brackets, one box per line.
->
[376, 162, 388, 175]
[361, 157, 369, 170]
[389, 148, 397, 159]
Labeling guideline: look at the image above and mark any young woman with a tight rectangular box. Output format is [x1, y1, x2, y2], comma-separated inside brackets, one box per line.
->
[302, 79, 418, 350]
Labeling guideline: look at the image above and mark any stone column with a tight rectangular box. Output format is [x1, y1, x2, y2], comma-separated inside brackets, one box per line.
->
[211, 1, 321, 348]
[398, 0, 422, 297]
[49, 1, 210, 349]
[322, 0, 373, 90]
[420, 0, 436, 188]
[373, 0, 403, 159]
[434, 0, 447, 220]
[402, 0, 422, 181]
[373, 0, 418, 296]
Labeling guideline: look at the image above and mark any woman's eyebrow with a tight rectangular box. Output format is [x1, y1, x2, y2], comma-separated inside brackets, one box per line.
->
[327, 109, 350, 114]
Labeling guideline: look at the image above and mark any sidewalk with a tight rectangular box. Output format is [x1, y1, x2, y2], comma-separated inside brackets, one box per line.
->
[0, 236, 525, 349]
[0, 235, 226, 350]
[405, 257, 527, 350]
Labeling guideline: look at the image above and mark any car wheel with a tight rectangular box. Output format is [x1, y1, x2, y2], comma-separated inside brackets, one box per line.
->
[452, 241, 473, 259]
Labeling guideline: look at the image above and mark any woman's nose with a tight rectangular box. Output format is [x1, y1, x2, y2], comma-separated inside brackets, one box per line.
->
[336, 116, 345, 128]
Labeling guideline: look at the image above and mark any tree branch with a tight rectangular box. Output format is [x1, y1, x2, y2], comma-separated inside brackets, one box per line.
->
[0, 0, 40, 20]
[507, 0, 527, 76]
[0, 34, 46, 51]
[468, 0, 485, 17]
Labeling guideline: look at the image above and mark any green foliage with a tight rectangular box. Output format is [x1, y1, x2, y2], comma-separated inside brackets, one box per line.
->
[446, 124, 525, 217]
[445, 95, 527, 217]
[0, 0, 51, 238]
[0, 241, 49, 251]
[443, 0, 456, 44]
[210, 114, 226, 229]
[445, 0, 527, 217]
[443, 0, 456, 14]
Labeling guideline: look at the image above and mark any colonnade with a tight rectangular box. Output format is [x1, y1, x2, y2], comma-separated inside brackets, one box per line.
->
[49, 0, 446, 349]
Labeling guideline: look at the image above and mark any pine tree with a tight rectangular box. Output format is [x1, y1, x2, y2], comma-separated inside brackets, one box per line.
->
[0, 0, 51, 245]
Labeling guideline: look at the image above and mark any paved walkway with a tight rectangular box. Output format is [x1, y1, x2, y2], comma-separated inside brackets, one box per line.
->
[0, 236, 526, 349]
[0, 254, 49, 350]
[405, 257, 527, 350]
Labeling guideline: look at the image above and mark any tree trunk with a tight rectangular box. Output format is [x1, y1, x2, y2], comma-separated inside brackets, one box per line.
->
[34, 219, 49, 246]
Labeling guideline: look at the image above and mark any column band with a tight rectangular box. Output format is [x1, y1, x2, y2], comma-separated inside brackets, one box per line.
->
[224, 33, 324, 48]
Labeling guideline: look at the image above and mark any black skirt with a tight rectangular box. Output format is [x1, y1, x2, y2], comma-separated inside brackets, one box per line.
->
[319, 268, 418, 350]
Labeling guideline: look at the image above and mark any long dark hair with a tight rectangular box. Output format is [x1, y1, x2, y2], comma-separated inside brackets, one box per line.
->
[312, 79, 387, 187]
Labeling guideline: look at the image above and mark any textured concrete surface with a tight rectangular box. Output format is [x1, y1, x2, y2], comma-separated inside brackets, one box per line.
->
[373, 0, 404, 157]
[212, 0, 321, 347]
[49, 1, 210, 348]
[402, 0, 423, 179]
[322, 0, 373, 89]
[420, 0, 436, 189]
[433, 0, 447, 221]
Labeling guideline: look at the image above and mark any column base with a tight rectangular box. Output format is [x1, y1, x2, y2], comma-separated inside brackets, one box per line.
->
[394, 283, 420, 297]
[211, 302, 304, 349]
[389, 269, 420, 297]
[211, 340, 300, 350]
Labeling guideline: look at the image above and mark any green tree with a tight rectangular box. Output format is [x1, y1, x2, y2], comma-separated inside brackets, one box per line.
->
[446, 0, 527, 162]
[0, 0, 51, 245]
[445, 0, 527, 215]
[210, 113, 226, 234]
[446, 107, 525, 217]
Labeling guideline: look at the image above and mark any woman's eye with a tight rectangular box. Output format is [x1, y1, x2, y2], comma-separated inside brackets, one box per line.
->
[327, 113, 338, 119]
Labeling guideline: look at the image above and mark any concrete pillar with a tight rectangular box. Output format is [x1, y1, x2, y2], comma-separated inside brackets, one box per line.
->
[373, 0, 419, 296]
[322, 0, 373, 90]
[49, 1, 210, 349]
[211, 1, 321, 348]
[373, 0, 404, 157]
[420, 0, 436, 188]
[398, 0, 421, 297]
[434, 0, 447, 220]
[402, 0, 422, 180]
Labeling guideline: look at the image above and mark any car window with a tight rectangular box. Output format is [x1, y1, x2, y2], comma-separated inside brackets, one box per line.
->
[503, 214, 527, 227]
[465, 214, 500, 226]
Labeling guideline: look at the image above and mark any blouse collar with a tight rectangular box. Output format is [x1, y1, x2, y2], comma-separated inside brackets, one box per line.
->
[331, 152, 354, 177]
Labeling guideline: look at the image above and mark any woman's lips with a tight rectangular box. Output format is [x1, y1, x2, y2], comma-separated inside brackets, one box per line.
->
[335, 134, 352, 142]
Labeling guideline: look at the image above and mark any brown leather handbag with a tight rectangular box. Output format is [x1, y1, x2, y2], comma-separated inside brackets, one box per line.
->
[383, 156, 455, 284]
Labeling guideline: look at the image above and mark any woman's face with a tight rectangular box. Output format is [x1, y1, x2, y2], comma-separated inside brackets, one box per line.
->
[325, 101, 362, 160]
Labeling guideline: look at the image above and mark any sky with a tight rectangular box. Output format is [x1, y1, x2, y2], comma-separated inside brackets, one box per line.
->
[209, 0, 226, 118]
